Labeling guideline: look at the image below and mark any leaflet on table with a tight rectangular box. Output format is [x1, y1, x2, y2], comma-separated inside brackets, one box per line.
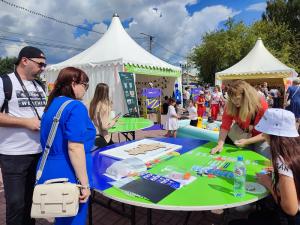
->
[140, 172, 196, 189]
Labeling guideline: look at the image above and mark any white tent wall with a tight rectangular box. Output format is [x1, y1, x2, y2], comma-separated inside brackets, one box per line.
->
[44, 63, 128, 115]
[135, 74, 177, 100]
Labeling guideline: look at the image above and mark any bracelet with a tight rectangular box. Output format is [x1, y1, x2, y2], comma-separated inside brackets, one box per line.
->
[77, 184, 90, 189]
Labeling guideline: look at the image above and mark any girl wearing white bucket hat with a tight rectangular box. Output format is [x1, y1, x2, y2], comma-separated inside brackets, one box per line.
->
[229, 108, 300, 225]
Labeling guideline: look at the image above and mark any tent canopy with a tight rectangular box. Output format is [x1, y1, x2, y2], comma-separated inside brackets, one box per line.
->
[215, 38, 297, 80]
[45, 13, 181, 114]
[47, 13, 180, 77]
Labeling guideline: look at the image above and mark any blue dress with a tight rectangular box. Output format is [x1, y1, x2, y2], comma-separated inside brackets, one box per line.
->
[287, 85, 300, 118]
[39, 96, 96, 225]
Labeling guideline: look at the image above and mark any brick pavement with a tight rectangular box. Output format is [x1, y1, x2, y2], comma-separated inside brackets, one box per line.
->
[0, 115, 248, 225]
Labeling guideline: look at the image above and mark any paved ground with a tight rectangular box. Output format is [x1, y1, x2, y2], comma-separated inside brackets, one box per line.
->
[0, 114, 249, 225]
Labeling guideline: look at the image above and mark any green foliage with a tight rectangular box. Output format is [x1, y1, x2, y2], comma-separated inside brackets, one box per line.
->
[263, 0, 300, 34]
[190, 0, 300, 84]
[0, 57, 16, 75]
[190, 20, 255, 83]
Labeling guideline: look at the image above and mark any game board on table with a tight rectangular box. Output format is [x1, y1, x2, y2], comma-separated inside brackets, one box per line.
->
[104, 142, 270, 207]
[99, 139, 182, 162]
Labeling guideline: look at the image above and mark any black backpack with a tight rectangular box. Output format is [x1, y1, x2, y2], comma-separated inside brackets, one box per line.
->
[0, 74, 45, 113]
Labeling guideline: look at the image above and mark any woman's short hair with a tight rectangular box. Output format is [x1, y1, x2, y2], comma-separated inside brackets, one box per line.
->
[45, 67, 88, 111]
[226, 80, 261, 122]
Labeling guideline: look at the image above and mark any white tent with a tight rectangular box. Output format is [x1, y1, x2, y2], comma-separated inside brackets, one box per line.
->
[45, 13, 181, 114]
[215, 38, 297, 86]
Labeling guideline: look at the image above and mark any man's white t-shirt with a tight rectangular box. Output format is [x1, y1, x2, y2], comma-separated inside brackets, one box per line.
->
[270, 89, 279, 98]
[0, 73, 46, 155]
[183, 90, 190, 100]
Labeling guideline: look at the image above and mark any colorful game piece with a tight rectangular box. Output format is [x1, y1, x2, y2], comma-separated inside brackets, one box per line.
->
[183, 172, 191, 180]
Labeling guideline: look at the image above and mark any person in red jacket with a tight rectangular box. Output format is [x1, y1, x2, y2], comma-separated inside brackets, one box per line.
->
[211, 80, 269, 158]
[196, 91, 206, 117]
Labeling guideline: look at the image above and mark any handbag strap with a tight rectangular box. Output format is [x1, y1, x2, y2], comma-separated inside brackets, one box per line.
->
[35, 99, 73, 184]
[291, 86, 300, 100]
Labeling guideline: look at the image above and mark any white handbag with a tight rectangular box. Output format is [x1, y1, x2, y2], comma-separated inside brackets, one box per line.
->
[31, 100, 81, 218]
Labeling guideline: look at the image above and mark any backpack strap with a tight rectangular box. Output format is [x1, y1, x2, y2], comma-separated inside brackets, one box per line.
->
[0, 74, 13, 113]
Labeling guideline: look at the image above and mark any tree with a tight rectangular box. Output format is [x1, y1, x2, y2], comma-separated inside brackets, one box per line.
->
[189, 20, 255, 83]
[263, 0, 300, 35]
[262, 0, 300, 73]
[190, 17, 299, 83]
[0, 57, 16, 75]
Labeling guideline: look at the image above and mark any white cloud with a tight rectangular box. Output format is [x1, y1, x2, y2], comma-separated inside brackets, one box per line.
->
[246, 2, 267, 12]
[0, 0, 238, 65]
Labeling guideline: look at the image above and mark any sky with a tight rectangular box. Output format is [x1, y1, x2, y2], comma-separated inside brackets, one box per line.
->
[0, 0, 267, 66]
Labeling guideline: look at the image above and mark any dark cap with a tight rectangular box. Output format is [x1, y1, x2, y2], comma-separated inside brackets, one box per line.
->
[15, 46, 46, 65]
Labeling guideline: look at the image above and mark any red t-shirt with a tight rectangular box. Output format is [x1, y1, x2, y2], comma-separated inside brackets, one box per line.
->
[220, 97, 268, 137]
[197, 96, 205, 106]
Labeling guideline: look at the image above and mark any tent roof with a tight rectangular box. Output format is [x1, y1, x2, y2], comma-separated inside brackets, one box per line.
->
[47, 14, 180, 75]
[216, 38, 297, 80]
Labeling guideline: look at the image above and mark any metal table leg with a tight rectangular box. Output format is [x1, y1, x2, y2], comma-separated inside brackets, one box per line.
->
[147, 208, 152, 225]
[131, 205, 136, 225]
[183, 211, 192, 225]
[88, 190, 95, 225]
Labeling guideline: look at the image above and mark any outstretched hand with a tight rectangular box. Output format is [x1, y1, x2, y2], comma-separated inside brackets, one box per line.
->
[234, 139, 249, 148]
[210, 145, 223, 154]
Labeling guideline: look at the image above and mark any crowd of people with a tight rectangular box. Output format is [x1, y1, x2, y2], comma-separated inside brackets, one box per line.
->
[1, 46, 300, 225]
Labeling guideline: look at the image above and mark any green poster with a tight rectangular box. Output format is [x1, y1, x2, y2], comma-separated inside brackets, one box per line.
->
[119, 72, 139, 116]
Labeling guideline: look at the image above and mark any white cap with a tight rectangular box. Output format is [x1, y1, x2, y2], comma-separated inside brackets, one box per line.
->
[255, 108, 299, 137]
[199, 91, 204, 95]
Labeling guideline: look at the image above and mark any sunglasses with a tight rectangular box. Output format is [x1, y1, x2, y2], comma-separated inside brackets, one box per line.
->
[27, 58, 47, 68]
[80, 82, 89, 90]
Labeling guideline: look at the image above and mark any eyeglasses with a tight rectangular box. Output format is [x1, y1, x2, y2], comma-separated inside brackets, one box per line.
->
[80, 82, 89, 90]
[27, 58, 47, 68]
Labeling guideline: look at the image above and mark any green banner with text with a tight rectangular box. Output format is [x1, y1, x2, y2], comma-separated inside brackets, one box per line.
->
[119, 72, 139, 117]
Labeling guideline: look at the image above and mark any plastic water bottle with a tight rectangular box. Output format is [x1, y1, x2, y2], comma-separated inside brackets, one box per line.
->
[233, 156, 246, 197]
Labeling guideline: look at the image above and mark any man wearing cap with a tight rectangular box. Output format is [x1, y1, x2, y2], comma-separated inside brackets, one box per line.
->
[0, 46, 46, 225]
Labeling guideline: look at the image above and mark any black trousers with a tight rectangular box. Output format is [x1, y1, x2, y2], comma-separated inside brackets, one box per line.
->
[0, 153, 41, 225]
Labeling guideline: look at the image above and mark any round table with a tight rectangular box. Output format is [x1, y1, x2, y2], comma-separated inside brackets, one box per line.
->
[103, 141, 269, 210]
[91, 138, 270, 225]
[108, 117, 153, 141]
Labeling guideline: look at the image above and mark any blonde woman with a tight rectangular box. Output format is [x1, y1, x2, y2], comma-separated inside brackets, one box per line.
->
[211, 80, 269, 157]
[89, 83, 119, 148]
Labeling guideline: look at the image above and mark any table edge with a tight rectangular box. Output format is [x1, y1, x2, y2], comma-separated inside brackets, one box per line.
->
[95, 189, 268, 211]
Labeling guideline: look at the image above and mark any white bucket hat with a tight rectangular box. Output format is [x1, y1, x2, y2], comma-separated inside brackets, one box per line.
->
[255, 108, 299, 137]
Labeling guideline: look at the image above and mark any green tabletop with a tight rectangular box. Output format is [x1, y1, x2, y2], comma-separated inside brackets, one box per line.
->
[108, 117, 153, 133]
[102, 142, 270, 211]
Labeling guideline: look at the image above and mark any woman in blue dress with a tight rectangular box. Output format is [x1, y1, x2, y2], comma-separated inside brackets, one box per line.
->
[286, 78, 300, 125]
[39, 67, 96, 225]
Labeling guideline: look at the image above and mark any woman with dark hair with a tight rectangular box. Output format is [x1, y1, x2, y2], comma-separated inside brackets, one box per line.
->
[39, 67, 96, 225]
[89, 83, 118, 148]
[229, 108, 300, 225]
